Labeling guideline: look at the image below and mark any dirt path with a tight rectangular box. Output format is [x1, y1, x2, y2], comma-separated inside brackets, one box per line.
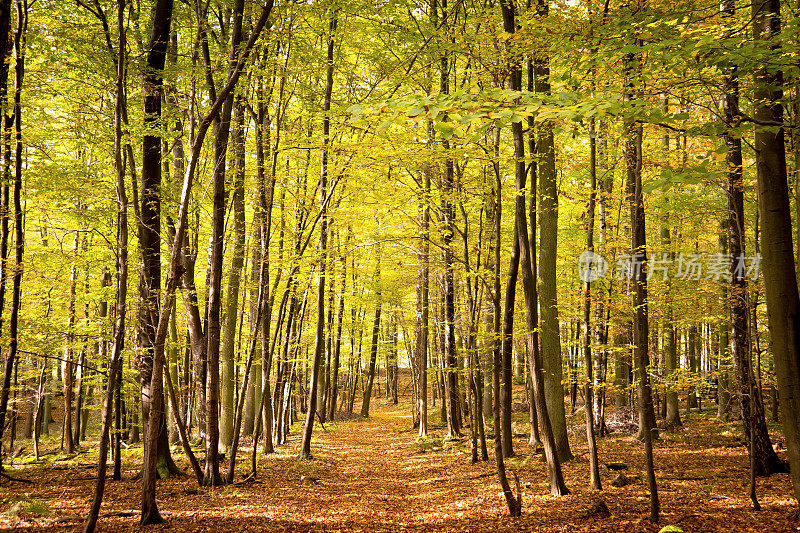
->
[0, 401, 797, 532]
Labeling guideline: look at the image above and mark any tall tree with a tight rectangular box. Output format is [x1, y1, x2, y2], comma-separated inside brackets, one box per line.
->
[300, 8, 336, 459]
[220, 96, 247, 452]
[84, 3, 128, 529]
[751, 0, 800, 502]
[0, 0, 22, 476]
[582, 116, 601, 490]
[201, 0, 247, 486]
[63, 231, 79, 454]
[535, 0, 572, 462]
[624, 25, 658, 520]
[415, 155, 431, 437]
[138, 0, 178, 491]
[501, 0, 568, 496]
[436, 0, 461, 438]
[723, 0, 786, 477]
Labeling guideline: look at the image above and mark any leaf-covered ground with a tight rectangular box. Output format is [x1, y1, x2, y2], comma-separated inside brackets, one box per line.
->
[0, 399, 796, 532]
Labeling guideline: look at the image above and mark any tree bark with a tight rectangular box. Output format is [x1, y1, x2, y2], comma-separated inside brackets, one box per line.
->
[361, 251, 382, 418]
[723, 0, 787, 477]
[220, 97, 247, 452]
[201, 0, 247, 486]
[492, 11, 522, 512]
[415, 162, 431, 436]
[63, 231, 79, 454]
[0, 0, 23, 475]
[625, 38, 658, 520]
[139, 0, 175, 522]
[84, 7, 128, 530]
[535, 0, 571, 463]
[327, 237, 347, 421]
[582, 117, 601, 490]
[751, 0, 800, 499]
[500, 0, 569, 493]
[300, 10, 336, 458]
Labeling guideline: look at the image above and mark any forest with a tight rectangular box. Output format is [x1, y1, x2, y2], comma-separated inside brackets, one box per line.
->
[0, 0, 798, 530]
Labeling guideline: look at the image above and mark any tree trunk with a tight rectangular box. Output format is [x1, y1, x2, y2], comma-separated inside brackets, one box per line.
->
[0, 0, 23, 475]
[582, 117, 601, 490]
[724, 0, 787, 476]
[718, 222, 731, 421]
[361, 251, 382, 418]
[201, 0, 247, 486]
[225, 240, 266, 483]
[300, 10, 336, 458]
[85, 7, 127, 529]
[535, 0, 571, 463]
[625, 41, 658, 519]
[499, 210, 517, 460]
[63, 231, 79, 454]
[500, 3, 569, 492]
[327, 236, 347, 421]
[493, 8, 523, 515]
[415, 161, 431, 436]
[220, 97, 247, 453]
[243, 223, 262, 437]
[139, 0, 175, 523]
[750, 0, 800, 497]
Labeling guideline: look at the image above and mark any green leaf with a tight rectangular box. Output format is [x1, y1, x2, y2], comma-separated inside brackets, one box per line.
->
[658, 526, 683, 533]
[434, 121, 454, 140]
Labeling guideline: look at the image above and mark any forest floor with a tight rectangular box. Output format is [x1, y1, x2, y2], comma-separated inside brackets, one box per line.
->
[0, 398, 796, 532]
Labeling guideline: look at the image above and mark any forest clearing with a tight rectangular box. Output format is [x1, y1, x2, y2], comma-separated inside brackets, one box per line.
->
[1, 0, 800, 531]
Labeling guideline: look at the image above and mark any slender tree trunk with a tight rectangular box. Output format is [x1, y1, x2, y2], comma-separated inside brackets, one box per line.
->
[416, 162, 431, 436]
[167, 302, 179, 444]
[85, 8, 127, 528]
[243, 223, 262, 437]
[662, 222, 680, 426]
[226, 245, 266, 482]
[492, 12, 520, 510]
[83, 10, 128, 533]
[63, 231, 79, 454]
[361, 251, 382, 418]
[429, 0, 461, 437]
[499, 212, 517, 460]
[500, 1, 568, 493]
[220, 97, 247, 452]
[582, 117, 601, 490]
[321, 253, 335, 419]
[625, 38, 658, 521]
[718, 222, 731, 421]
[328, 244, 346, 420]
[140, 0, 175, 521]
[0, 0, 22, 475]
[523, 60, 543, 449]
[535, 0, 571, 463]
[201, 0, 247, 486]
[300, 11, 336, 458]
[140, 0, 181, 482]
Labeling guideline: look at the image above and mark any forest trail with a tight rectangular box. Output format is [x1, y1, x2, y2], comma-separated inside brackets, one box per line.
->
[1, 400, 797, 532]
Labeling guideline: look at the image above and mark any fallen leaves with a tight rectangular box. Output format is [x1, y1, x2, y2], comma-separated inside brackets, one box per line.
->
[0, 402, 795, 532]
